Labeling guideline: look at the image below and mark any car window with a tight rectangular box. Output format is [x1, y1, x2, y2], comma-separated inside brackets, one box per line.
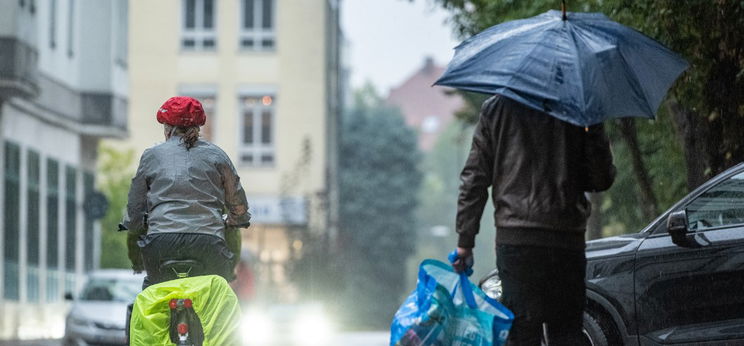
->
[686, 171, 744, 231]
[80, 278, 141, 302]
[650, 217, 668, 234]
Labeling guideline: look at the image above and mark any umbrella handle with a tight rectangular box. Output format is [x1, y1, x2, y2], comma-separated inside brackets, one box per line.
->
[561, 0, 567, 20]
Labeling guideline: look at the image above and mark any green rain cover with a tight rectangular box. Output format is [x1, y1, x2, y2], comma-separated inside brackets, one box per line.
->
[129, 275, 241, 346]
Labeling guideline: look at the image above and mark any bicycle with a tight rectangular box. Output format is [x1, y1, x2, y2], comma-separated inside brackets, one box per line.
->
[125, 256, 241, 345]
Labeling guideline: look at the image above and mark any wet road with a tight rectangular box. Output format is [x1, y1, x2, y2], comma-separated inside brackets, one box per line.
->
[331, 331, 389, 345]
[0, 331, 390, 346]
[0, 341, 60, 346]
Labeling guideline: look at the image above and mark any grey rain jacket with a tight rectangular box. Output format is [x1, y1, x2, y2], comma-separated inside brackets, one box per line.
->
[123, 136, 251, 239]
[456, 95, 615, 249]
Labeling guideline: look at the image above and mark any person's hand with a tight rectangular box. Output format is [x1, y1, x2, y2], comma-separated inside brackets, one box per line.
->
[452, 247, 474, 274]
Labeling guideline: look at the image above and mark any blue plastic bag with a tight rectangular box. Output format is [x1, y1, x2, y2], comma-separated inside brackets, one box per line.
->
[390, 258, 514, 346]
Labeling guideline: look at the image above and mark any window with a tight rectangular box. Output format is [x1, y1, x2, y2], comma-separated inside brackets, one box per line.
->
[80, 277, 140, 302]
[114, 0, 128, 65]
[182, 0, 217, 50]
[4, 142, 21, 300]
[83, 172, 94, 271]
[65, 166, 77, 292]
[687, 171, 744, 231]
[240, 0, 275, 50]
[201, 96, 216, 141]
[27, 150, 40, 302]
[239, 95, 275, 165]
[49, 0, 57, 48]
[67, 0, 74, 57]
[47, 158, 60, 301]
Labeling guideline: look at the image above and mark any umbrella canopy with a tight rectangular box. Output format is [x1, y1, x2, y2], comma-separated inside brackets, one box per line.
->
[435, 10, 689, 127]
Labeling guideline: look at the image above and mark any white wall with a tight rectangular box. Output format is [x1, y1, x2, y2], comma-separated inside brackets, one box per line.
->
[110, 0, 129, 98]
[0, 2, 37, 47]
[2, 104, 81, 163]
[36, 0, 128, 96]
[76, 0, 113, 92]
[37, 0, 82, 89]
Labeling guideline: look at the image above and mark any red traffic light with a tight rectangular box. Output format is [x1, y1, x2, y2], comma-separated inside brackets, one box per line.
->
[183, 299, 193, 309]
[169, 299, 178, 310]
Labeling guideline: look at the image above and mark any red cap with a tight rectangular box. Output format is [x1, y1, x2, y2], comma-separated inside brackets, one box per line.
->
[156, 96, 206, 127]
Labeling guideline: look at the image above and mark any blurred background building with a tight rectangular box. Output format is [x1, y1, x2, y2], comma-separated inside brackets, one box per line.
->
[0, 0, 129, 339]
[116, 0, 342, 302]
[387, 56, 464, 152]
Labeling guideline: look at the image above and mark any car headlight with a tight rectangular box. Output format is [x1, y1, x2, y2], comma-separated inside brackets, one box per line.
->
[292, 312, 334, 345]
[481, 275, 503, 301]
[242, 313, 274, 345]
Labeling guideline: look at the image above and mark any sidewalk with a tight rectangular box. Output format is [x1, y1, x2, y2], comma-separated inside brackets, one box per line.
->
[332, 331, 389, 346]
[0, 340, 60, 346]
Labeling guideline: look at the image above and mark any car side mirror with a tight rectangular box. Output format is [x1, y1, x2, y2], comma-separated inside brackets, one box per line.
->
[667, 210, 691, 246]
[64, 292, 74, 301]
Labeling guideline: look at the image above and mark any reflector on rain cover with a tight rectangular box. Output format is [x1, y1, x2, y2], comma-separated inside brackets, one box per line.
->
[129, 275, 241, 346]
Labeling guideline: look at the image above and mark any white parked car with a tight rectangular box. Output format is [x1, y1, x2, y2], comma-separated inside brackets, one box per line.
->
[63, 269, 144, 346]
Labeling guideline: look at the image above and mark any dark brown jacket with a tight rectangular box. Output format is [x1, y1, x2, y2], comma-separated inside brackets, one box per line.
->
[456, 96, 615, 249]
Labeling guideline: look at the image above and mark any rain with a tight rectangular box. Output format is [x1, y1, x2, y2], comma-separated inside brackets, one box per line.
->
[1, 0, 743, 345]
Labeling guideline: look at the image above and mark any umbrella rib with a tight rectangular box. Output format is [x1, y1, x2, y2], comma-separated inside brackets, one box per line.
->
[567, 24, 588, 123]
[500, 22, 563, 104]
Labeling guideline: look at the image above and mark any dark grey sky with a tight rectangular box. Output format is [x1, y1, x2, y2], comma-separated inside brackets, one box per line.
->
[342, 0, 459, 94]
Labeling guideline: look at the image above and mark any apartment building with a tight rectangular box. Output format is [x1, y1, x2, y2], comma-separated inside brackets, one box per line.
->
[120, 0, 342, 301]
[0, 0, 129, 339]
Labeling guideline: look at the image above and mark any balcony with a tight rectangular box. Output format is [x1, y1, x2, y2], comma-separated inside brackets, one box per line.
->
[80, 92, 128, 137]
[0, 38, 40, 100]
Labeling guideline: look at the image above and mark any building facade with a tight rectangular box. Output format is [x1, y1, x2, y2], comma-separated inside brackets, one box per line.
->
[120, 0, 341, 302]
[387, 57, 464, 152]
[0, 0, 129, 340]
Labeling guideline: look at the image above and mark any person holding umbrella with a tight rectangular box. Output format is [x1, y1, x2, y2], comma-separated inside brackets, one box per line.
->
[452, 94, 615, 344]
[440, 5, 688, 345]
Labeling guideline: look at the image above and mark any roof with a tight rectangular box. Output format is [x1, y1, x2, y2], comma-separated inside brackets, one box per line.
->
[387, 57, 465, 151]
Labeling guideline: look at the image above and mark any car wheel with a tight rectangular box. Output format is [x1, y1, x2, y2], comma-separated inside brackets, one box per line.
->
[581, 312, 609, 346]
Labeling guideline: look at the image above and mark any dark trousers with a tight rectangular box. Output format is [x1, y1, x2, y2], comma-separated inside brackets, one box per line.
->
[496, 244, 586, 346]
[139, 233, 235, 289]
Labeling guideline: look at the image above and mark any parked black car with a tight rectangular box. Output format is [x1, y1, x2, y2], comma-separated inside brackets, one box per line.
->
[480, 163, 744, 345]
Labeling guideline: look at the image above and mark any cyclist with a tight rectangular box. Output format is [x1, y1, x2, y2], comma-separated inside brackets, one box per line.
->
[122, 96, 251, 287]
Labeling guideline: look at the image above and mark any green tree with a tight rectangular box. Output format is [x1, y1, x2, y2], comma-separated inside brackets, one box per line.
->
[611, 1, 744, 190]
[602, 111, 687, 234]
[338, 84, 423, 329]
[412, 121, 498, 279]
[412, 122, 467, 273]
[98, 144, 135, 268]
